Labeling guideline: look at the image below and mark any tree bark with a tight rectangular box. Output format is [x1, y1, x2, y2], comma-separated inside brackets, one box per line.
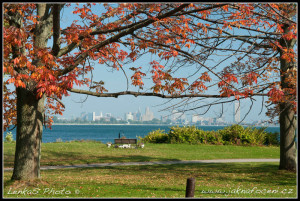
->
[278, 24, 297, 171]
[11, 3, 52, 181]
[11, 88, 45, 180]
[279, 102, 297, 171]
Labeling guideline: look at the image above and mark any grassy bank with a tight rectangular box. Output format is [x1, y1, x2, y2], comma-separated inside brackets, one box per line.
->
[3, 141, 296, 198]
[3, 162, 296, 198]
[4, 141, 280, 168]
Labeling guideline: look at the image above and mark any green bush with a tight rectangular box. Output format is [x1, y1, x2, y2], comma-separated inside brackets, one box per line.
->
[207, 131, 225, 145]
[245, 127, 267, 146]
[141, 129, 168, 143]
[168, 126, 199, 144]
[264, 132, 280, 146]
[218, 125, 243, 145]
[141, 124, 279, 146]
[217, 125, 268, 146]
[195, 129, 208, 144]
[5, 132, 14, 143]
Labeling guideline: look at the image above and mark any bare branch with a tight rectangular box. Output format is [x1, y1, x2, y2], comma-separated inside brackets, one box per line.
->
[52, 4, 62, 56]
[131, 33, 242, 93]
[104, 48, 129, 91]
[197, 16, 282, 36]
[68, 88, 268, 99]
[173, 3, 229, 16]
[237, 99, 253, 124]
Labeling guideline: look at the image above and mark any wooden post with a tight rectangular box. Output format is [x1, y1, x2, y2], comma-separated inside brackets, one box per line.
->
[185, 177, 196, 198]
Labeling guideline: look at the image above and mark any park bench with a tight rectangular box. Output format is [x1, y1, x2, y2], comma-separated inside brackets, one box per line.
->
[113, 138, 137, 148]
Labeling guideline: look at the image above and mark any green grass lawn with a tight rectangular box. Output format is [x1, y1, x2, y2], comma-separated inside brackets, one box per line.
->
[3, 162, 296, 198]
[4, 141, 280, 167]
[3, 141, 296, 198]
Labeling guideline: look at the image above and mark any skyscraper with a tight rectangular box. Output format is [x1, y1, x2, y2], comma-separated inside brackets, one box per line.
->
[125, 112, 134, 121]
[234, 102, 241, 123]
[93, 112, 103, 121]
[142, 107, 154, 121]
[136, 107, 142, 121]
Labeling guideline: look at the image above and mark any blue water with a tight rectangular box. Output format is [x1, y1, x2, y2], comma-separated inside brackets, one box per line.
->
[3, 124, 280, 144]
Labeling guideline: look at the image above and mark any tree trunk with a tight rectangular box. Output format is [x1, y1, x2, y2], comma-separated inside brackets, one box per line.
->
[11, 3, 52, 181]
[278, 24, 297, 171]
[11, 88, 45, 180]
[279, 102, 297, 171]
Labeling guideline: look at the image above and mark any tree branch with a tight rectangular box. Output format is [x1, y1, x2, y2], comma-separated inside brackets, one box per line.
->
[196, 15, 282, 36]
[58, 4, 190, 76]
[47, 96, 65, 108]
[57, 8, 147, 57]
[68, 88, 268, 99]
[52, 4, 61, 56]
[266, 3, 296, 24]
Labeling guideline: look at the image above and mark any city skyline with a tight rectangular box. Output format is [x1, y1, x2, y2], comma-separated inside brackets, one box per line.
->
[56, 105, 278, 126]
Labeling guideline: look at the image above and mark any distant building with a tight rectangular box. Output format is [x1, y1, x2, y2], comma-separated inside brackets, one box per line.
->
[135, 108, 142, 121]
[116, 116, 123, 121]
[93, 112, 103, 121]
[216, 117, 225, 125]
[171, 110, 184, 122]
[80, 112, 93, 121]
[125, 112, 134, 121]
[161, 115, 169, 122]
[86, 113, 93, 121]
[142, 107, 154, 121]
[234, 102, 241, 123]
[191, 114, 205, 123]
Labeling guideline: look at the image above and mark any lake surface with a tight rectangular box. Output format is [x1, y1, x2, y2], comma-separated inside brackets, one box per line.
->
[3, 124, 280, 144]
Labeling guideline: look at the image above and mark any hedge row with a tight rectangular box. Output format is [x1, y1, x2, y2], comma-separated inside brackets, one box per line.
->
[141, 125, 279, 146]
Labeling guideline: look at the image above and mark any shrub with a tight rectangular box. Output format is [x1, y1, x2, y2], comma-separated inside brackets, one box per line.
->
[141, 129, 168, 143]
[264, 132, 280, 146]
[169, 126, 192, 144]
[141, 125, 279, 146]
[244, 127, 267, 146]
[219, 124, 244, 145]
[5, 132, 14, 143]
[206, 131, 224, 145]
[168, 126, 205, 144]
[195, 129, 206, 144]
[218, 125, 268, 146]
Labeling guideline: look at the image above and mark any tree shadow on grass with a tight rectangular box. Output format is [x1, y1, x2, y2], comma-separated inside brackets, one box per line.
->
[160, 163, 296, 186]
[41, 149, 181, 166]
[4, 162, 295, 198]
[66, 162, 296, 187]
[108, 183, 184, 193]
[207, 163, 296, 186]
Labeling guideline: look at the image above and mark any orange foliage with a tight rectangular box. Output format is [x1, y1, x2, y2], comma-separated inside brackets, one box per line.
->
[3, 3, 297, 129]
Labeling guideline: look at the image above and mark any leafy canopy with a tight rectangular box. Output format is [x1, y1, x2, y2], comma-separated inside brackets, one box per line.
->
[3, 3, 297, 130]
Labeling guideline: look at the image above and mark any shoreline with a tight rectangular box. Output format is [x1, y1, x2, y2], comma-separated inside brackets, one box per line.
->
[52, 123, 172, 126]
[52, 123, 279, 127]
